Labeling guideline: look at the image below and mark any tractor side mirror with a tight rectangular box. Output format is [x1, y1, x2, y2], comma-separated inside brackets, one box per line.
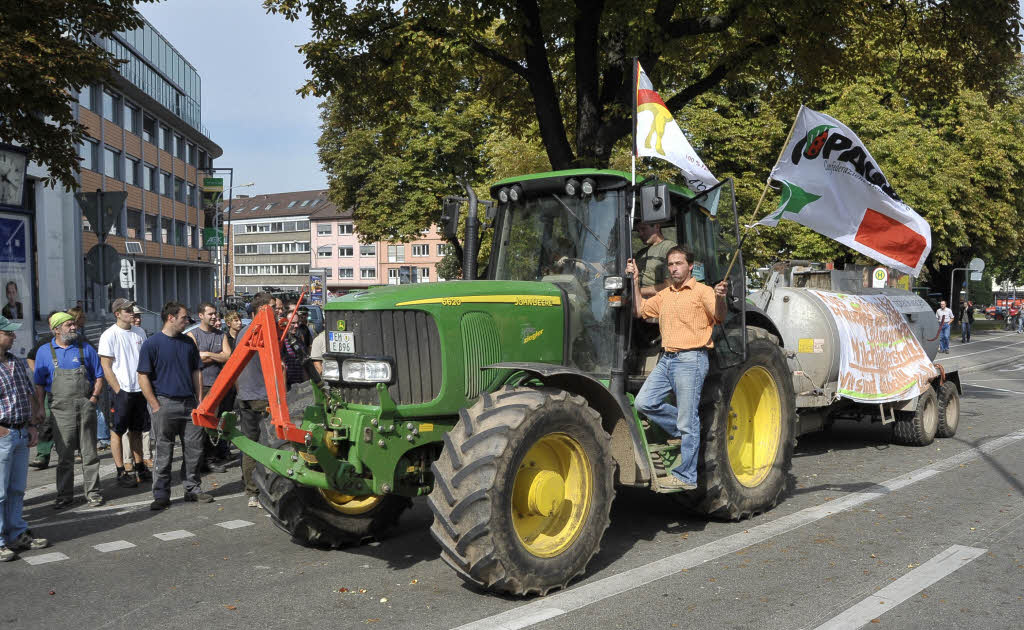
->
[640, 184, 672, 223]
[484, 200, 497, 223]
[440, 197, 463, 240]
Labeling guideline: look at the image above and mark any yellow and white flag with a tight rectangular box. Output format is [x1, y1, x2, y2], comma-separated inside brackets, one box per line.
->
[634, 60, 718, 192]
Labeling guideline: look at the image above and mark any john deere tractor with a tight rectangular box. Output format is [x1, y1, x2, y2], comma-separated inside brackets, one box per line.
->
[194, 169, 794, 596]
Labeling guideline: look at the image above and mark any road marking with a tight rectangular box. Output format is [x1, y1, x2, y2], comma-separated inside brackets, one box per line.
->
[962, 383, 1024, 395]
[450, 429, 1024, 630]
[948, 337, 1024, 360]
[216, 520, 253, 530]
[31, 493, 247, 529]
[22, 552, 69, 565]
[93, 540, 136, 553]
[811, 545, 986, 630]
[153, 530, 194, 541]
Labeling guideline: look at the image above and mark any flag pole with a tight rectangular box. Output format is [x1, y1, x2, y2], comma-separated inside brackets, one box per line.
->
[630, 58, 638, 227]
[721, 105, 804, 282]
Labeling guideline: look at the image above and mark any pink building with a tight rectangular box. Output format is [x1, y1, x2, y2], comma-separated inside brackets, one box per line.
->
[379, 224, 449, 285]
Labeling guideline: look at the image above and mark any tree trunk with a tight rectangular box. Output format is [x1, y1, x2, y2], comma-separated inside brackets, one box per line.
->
[573, 0, 605, 168]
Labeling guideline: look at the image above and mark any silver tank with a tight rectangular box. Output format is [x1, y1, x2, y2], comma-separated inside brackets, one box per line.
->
[751, 265, 938, 393]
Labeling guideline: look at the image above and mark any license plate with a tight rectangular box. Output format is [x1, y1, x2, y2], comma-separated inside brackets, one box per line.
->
[328, 331, 355, 354]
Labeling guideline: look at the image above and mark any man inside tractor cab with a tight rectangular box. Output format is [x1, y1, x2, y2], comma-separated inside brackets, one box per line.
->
[634, 222, 677, 298]
[625, 246, 728, 491]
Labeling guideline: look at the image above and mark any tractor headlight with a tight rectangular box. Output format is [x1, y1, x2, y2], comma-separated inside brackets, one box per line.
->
[604, 276, 624, 291]
[342, 359, 392, 383]
[498, 187, 510, 203]
[322, 358, 341, 382]
[581, 177, 596, 196]
[508, 184, 523, 202]
[565, 178, 580, 196]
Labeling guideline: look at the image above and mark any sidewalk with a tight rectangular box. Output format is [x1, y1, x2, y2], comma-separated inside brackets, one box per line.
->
[938, 328, 1024, 376]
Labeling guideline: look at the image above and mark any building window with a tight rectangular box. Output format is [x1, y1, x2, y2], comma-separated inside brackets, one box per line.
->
[160, 125, 172, 152]
[175, 177, 185, 202]
[388, 268, 399, 284]
[338, 246, 353, 257]
[103, 146, 121, 180]
[161, 217, 171, 244]
[360, 244, 375, 257]
[436, 243, 451, 256]
[338, 223, 354, 235]
[360, 267, 376, 279]
[142, 115, 156, 143]
[412, 244, 429, 257]
[324, 268, 332, 278]
[175, 135, 185, 159]
[419, 267, 430, 283]
[145, 214, 156, 241]
[187, 142, 196, 165]
[296, 220, 309, 231]
[79, 139, 98, 171]
[125, 157, 139, 186]
[186, 183, 195, 206]
[78, 85, 93, 110]
[143, 164, 156, 191]
[198, 149, 207, 169]
[126, 209, 142, 238]
[316, 223, 331, 236]
[387, 245, 405, 263]
[317, 246, 332, 258]
[175, 222, 186, 247]
[160, 171, 171, 197]
[338, 267, 354, 279]
[124, 102, 139, 134]
[287, 201, 297, 208]
[102, 90, 120, 125]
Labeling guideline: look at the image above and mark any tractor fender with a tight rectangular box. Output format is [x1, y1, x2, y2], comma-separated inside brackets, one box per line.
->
[744, 304, 785, 347]
[482, 362, 652, 484]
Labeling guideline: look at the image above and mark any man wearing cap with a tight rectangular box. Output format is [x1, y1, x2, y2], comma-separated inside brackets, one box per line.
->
[98, 298, 151, 488]
[32, 312, 105, 508]
[0, 315, 49, 561]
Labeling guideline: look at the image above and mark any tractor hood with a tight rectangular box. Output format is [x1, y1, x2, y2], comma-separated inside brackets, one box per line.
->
[326, 280, 564, 311]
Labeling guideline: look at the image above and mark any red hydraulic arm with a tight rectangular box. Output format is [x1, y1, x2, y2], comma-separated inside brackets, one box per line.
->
[192, 304, 309, 444]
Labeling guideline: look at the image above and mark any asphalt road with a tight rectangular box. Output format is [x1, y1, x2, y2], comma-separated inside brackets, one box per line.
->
[5, 333, 1024, 630]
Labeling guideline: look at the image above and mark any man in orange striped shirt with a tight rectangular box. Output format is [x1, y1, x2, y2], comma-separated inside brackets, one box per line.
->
[626, 246, 728, 490]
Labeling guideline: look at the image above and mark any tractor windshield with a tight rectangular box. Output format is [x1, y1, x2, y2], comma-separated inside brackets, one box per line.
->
[492, 190, 621, 374]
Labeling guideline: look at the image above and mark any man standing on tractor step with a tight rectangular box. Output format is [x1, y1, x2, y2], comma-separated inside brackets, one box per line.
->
[233, 291, 276, 509]
[626, 246, 727, 491]
[138, 302, 211, 510]
[634, 222, 677, 298]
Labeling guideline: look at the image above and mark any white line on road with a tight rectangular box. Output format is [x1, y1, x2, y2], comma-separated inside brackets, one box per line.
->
[450, 429, 1024, 630]
[962, 383, 1024, 395]
[93, 540, 136, 553]
[21, 552, 69, 565]
[215, 520, 253, 529]
[811, 545, 986, 630]
[32, 492, 247, 529]
[948, 337, 1024, 360]
[153, 530, 194, 541]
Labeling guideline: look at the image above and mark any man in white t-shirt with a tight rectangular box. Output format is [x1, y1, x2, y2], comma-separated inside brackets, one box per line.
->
[935, 300, 954, 354]
[310, 331, 325, 374]
[98, 298, 151, 487]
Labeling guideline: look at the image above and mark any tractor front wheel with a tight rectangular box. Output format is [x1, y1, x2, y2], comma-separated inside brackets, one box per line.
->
[428, 387, 615, 596]
[254, 416, 410, 548]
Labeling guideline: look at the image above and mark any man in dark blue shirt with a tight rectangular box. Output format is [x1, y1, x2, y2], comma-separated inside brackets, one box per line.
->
[138, 301, 211, 510]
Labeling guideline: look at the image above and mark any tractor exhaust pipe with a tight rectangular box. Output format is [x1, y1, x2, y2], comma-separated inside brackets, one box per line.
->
[461, 180, 479, 281]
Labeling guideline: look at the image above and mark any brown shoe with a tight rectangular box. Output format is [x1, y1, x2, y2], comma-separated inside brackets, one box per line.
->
[657, 476, 697, 491]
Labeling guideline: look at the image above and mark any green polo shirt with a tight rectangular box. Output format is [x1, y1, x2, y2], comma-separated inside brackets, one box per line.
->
[636, 238, 677, 288]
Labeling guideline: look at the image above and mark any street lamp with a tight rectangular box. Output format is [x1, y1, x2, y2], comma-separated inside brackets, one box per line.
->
[208, 181, 254, 302]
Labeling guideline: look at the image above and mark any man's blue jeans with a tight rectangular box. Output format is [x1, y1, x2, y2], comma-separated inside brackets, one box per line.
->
[634, 350, 709, 484]
[939, 323, 951, 352]
[960, 320, 970, 343]
[0, 427, 31, 547]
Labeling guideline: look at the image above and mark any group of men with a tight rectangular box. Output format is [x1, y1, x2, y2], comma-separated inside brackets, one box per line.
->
[934, 299, 975, 353]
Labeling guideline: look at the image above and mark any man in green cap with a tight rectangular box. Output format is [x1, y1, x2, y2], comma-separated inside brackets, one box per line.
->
[32, 311, 105, 508]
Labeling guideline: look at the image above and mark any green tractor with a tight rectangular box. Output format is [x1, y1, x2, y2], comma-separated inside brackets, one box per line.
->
[196, 169, 795, 596]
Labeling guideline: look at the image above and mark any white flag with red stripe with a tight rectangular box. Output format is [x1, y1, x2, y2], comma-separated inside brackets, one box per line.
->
[758, 106, 931, 277]
[634, 61, 718, 192]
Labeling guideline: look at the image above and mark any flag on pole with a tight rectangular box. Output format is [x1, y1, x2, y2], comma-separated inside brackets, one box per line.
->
[758, 107, 931, 277]
[634, 60, 718, 193]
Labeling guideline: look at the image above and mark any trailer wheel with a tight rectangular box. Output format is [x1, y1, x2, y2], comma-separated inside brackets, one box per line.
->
[892, 387, 938, 446]
[936, 382, 960, 438]
[679, 327, 796, 520]
[254, 415, 410, 548]
[428, 387, 615, 596]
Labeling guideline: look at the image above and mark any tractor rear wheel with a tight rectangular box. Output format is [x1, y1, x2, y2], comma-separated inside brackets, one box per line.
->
[936, 381, 960, 438]
[428, 387, 615, 596]
[679, 327, 796, 520]
[255, 415, 410, 548]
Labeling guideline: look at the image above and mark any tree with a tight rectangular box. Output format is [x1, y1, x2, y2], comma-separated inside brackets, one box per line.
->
[0, 0, 152, 190]
[267, 0, 1020, 172]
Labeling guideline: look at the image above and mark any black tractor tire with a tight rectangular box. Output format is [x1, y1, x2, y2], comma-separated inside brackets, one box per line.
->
[936, 381, 960, 438]
[428, 387, 615, 596]
[892, 386, 939, 446]
[678, 327, 796, 521]
[254, 413, 410, 548]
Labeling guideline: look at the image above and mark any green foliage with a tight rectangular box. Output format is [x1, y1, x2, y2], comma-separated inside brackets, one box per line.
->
[0, 0, 153, 190]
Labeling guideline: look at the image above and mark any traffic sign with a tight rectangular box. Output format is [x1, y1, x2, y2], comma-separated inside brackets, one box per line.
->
[85, 244, 120, 286]
[872, 267, 888, 288]
[76, 191, 127, 240]
[968, 257, 985, 272]
[203, 227, 224, 248]
[201, 178, 224, 193]
[970, 271, 982, 281]
[119, 258, 135, 289]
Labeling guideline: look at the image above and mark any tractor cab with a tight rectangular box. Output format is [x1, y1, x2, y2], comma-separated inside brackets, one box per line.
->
[486, 169, 747, 382]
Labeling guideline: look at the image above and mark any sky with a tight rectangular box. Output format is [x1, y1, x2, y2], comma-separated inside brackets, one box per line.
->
[140, 0, 327, 197]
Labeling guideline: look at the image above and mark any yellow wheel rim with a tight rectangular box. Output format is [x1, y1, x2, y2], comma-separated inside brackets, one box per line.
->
[319, 489, 382, 515]
[511, 433, 592, 558]
[727, 366, 782, 488]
